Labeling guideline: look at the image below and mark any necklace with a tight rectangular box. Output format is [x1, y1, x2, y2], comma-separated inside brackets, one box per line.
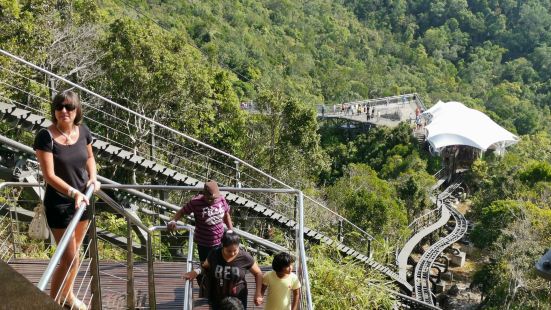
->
[56, 125, 76, 144]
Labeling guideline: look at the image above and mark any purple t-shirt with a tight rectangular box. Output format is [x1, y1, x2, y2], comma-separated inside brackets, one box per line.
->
[182, 195, 230, 247]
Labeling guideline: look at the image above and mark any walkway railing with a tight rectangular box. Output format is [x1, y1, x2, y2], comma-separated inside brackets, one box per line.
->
[316, 93, 419, 115]
[149, 225, 195, 310]
[0, 182, 99, 309]
[0, 180, 313, 310]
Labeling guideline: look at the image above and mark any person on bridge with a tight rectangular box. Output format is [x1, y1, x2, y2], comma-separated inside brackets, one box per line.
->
[183, 231, 264, 309]
[262, 252, 301, 310]
[34, 90, 101, 310]
[168, 180, 234, 263]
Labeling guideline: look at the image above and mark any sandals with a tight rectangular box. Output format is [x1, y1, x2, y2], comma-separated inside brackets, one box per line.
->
[62, 297, 87, 310]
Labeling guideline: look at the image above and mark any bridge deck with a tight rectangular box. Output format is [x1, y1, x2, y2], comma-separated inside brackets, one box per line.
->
[396, 206, 451, 280]
[318, 100, 419, 127]
[8, 259, 268, 309]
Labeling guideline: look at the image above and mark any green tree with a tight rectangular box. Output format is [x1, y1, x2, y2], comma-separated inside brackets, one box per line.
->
[246, 89, 328, 186]
[395, 170, 435, 220]
[309, 245, 396, 309]
[96, 17, 246, 155]
[326, 164, 408, 241]
[518, 161, 551, 185]
[471, 199, 522, 248]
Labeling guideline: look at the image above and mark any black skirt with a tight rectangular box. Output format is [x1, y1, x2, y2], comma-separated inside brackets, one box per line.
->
[44, 186, 90, 229]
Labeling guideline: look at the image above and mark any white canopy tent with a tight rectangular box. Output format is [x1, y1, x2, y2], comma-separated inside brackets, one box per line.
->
[422, 101, 519, 154]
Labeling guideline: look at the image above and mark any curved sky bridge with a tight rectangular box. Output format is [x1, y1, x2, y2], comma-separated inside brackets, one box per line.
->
[316, 93, 424, 127]
[241, 93, 425, 128]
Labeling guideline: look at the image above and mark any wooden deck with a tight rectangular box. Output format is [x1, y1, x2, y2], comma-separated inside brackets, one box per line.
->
[8, 259, 269, 309]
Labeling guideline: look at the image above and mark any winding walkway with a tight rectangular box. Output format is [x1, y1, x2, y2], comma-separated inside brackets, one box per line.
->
[397, 206, 450, 280]
[413, 182, 468, 304]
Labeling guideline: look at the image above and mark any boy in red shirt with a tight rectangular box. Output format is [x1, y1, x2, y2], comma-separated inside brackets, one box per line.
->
[168, 180, 233, 262]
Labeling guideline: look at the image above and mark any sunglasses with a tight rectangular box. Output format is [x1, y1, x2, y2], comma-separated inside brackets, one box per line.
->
[54, 103, 76, 111]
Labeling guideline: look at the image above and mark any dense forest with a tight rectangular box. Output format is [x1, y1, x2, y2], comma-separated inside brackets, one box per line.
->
[1, 0, 550, 308]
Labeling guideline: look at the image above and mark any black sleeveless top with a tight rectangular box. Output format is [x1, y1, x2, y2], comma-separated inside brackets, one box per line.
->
[33, 125, 93, 205]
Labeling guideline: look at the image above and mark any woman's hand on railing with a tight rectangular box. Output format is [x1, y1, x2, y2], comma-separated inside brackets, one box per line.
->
[86, 179, 101, 193]
[74, 191, 89, 208]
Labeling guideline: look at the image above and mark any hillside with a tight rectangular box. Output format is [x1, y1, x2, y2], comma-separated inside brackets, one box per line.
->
[110, 0, 551, 136]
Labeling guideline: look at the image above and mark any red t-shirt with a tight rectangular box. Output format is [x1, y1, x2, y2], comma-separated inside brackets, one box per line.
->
[182, 195, 230, 247]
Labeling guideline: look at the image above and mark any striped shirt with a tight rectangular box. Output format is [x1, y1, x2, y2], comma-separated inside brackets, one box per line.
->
[182, 195, 230, 247]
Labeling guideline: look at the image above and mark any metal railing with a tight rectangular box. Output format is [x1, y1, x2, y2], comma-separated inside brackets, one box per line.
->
[316, 93, 419, 114]
[0, 47, 378, 263]
[98, 183, 313, 310]
[0, 179, 313, 309]
[149, 225, 194, 310]
[0, 182, 98, 309]
[37, 185, 95, 290]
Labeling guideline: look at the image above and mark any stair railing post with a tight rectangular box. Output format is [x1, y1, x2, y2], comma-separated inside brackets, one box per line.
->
[127, 220, 135, 309]
[184, 228, 194, 310]
[149, 123, 155, 160]
[297, 191, 313, 310]
[338, 219, 344, 243]
[7, 189, 18, 260]
[147, 233, 156, 309]
[89, 196, 102, 310]
[294, 195, 299, 257]
[13, 188, 21, 259]
[234, 160, 241, 188]
[368, 239, 372, 259]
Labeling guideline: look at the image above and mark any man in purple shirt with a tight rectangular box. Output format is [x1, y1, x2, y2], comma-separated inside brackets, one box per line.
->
[168, 180, 234, 262]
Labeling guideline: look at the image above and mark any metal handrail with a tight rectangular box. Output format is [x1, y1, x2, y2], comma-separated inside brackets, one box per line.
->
[98, 185, 311, 310]
[149, 225, 194, 310]
[304, 195, 374, 241]
[297, 191, 313, 309]
[0, 182, 94, 291]
[0, 177, 313, 309]
[95, 190, 151, 233]
[0, 48, 290, 192]
[316, 93, 418, 110]
[0, 133, 299, 253]
[38, 184, 95, 290]
[407, 207, 442, 232]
